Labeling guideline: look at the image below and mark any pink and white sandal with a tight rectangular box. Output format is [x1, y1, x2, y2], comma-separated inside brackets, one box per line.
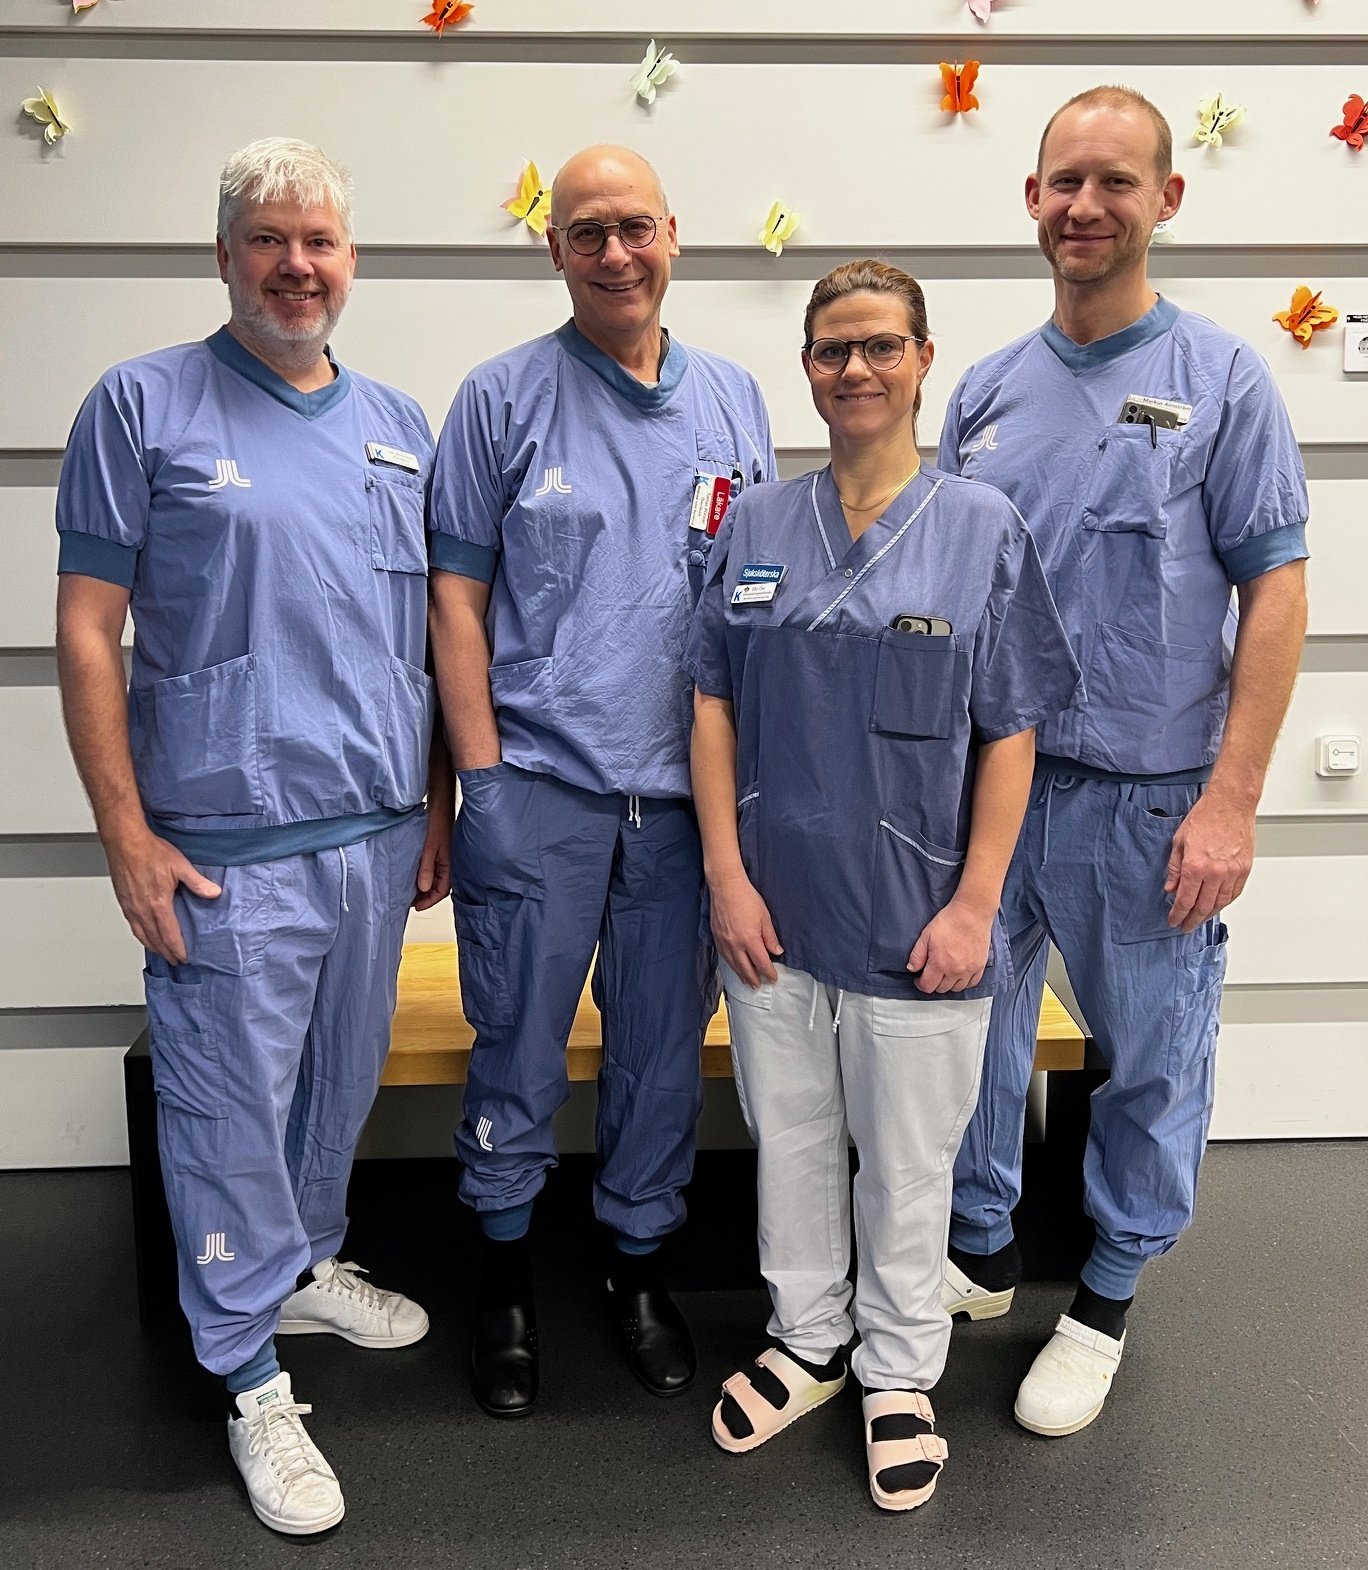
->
[710, 1346, 846, 1454]
[863, 1389, 948, 1511]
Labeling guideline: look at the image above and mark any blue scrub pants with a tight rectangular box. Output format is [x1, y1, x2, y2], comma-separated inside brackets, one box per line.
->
[950, 772, 1227, 1299]
[452, 764, 714, 1242]
[145, 815, 426, 1376]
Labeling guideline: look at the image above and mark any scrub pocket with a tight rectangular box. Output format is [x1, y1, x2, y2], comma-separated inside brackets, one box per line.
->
[736, 783, 761, 880]
[367, 470, 428, 575]
[868, 812, 970, 976]
[1081, 425, 1181, 537]
[379, 655, 435, 808]
[1106, 783, 1200, 944]
[869, 632, 955, 739]
[453, 895, 515, 1033]
[134, 653, 262, 817]
[1086, 625, 1220, 772]
[144, 960, 229, 1171]
[1169, 922, 1227, 1075]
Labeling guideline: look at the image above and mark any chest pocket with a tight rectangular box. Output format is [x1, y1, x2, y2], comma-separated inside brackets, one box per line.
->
[367, 469, 427, 574]
[870, 632, 955, 739]
[1081, 425, 1182, 538]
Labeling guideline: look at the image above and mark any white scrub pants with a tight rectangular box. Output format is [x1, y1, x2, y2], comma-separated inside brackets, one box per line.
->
[723, 961, 991, 1392]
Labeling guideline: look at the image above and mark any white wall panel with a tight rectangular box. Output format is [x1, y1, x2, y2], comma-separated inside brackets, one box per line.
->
[1, 0, 1361, 38]
[0, 688, 92, 835]
[1225, 855, 1368, 986]
[1212, 1022, 1368, 1139]
[4, 277, 1366, 454]
[4, 60, 1368, 248]
[1306, 481, 1368, 638]
[0, 878, 142, 1008]
[0, 1047, 129, 1169]
[1260, 674, 1368, 819]
[3, 488, 60, 648]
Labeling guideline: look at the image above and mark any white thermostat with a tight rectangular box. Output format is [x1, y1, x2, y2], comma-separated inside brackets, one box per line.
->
[1316, 735, 1361, 777]
[1345, 315, 1368, 374]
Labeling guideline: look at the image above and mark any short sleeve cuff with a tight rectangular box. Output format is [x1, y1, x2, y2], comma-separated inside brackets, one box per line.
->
[429, 534, 498, 583]
[1220, 521, 1308, 586]
[57, 531, 139, 589]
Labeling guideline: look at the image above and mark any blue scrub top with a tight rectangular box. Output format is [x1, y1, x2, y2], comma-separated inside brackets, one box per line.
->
[56, 329, 436, 860]
[429, 321, 776, 799]
[686, 467, 1081, 1000]
[938, 298, 1309, 776]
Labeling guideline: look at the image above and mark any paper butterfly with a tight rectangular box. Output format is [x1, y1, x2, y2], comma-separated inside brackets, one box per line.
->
[1150, 217, 1177, 246]
[1330, 95, 1368, 151]
[502, 161, 551, 237]
[940, 61, 981, 114]
[967, 0, 994, 20]
[758, 201, 800, 257]
[73, 1, 102, 11]
[421, 1, 473, 34]
[22, 86, 71, 144]
[631, 40, 679, 105]
[1272, 286, 1338, 348]
[1194, 95, 1246, 149]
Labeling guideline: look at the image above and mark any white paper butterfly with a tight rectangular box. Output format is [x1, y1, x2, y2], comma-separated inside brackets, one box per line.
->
[631, 40, 679, 105]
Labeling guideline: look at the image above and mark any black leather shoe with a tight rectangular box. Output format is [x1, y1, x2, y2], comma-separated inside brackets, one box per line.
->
[610, 1283, 697, 1397]
[470, 1301, 539, 1418]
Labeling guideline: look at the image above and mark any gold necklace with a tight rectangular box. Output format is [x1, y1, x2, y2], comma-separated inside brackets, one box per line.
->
[836, 462, 922, 514]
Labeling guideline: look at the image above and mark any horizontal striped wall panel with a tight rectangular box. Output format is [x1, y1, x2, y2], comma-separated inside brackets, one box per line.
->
[1211, 1021, 1368, 1139]
[1224, 855, 1367, 987]
[5, 62, 1368, 248]
[11, 477, 1362, 643]
[2, 0, 1361, 39]
[4, 277, 1366, 454]
[1, 877, 142, 1008]
[0, 1047, 129, 1169]
[5, 669, 1363, 836]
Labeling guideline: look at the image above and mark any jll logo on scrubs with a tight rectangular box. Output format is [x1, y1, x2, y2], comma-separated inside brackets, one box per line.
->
[207, 458, 252, 490]
[196, 1232, 236, 1265]
[966, 424, 999, 455]
[534, 467, 573, 496]
[475, 1116, 495, 1152]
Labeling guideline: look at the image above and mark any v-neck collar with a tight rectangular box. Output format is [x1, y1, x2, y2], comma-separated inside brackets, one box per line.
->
[810, 465, 938, 569]
[207, 327, 350, 419]
[1039, 295, 1179, 374]
[555, 319, 687, 411]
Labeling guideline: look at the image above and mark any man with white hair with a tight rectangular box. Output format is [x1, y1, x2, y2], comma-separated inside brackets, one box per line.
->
[56, 138, 448, 1535]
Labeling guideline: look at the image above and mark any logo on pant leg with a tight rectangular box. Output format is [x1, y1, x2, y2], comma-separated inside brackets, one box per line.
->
[475, 1116, 495, 1152]
[196, 1231, 236, 1264]
[533, 466, 572, 496]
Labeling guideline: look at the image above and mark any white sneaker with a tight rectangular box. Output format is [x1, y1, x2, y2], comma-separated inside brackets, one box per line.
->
[941, 1258, 1015, 1321]
[278, 1258, 429, 1348]
[228, 1372, 344, 1536]
[1014, 1314, 1125, 1437]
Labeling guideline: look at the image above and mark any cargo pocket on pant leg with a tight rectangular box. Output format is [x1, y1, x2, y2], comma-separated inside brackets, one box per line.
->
[453, 896, 515, 1033]
[1168, 922, 1227, 1076]
[144, 965, 229, 1176]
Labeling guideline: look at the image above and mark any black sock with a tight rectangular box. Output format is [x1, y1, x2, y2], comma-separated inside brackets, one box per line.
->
[948, 1236, 1021, 1292]
[294, 1267, 315, 1294]
[864, 1387, 941, 1496]
[478, 1233, 534, 1308]
[719, 1343, 845, 1440]
[607, 1245, 664, 1297]
[1068, 1281, 1132, 1341]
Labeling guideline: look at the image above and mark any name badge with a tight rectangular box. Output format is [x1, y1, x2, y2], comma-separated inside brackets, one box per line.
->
[689, 473, 733, 535]
[731, 563, 786, 605]
[365, 442, 420, 473]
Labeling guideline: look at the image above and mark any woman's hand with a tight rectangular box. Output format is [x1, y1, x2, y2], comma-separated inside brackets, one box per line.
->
[907, 897, 993, 994]
[710, 869, 783, 989]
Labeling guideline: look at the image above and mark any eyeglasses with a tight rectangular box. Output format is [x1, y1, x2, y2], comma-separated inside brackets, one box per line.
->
[550, 215, 666, 256]
[803, 334, 924, 375]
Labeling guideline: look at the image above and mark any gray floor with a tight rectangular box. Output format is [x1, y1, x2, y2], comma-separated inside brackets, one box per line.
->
[1, 1142, 1365, 1570]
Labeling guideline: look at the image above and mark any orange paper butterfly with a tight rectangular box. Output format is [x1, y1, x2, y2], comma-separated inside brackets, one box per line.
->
[940, 61, 981, 114]
[422, 1, 473, 34]
[1330, 94, 1368, 150]
[1272, 286, 1338, 348]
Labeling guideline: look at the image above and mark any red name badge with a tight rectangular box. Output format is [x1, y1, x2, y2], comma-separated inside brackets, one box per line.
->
[705, 475, 731, 536]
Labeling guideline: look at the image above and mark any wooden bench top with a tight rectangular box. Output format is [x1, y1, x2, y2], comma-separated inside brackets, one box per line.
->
[381, 942, 1084, 1086]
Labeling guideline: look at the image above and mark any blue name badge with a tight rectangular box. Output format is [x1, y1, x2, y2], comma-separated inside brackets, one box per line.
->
[731, 563, 786, 605]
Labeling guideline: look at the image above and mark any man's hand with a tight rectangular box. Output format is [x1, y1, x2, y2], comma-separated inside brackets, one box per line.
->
[1165, 789, 1255, 931]
[908, 898, 994, 994]
[709, 870, 783, 989]
[414, 805, 454, 911]
[106, 828, 221, 963]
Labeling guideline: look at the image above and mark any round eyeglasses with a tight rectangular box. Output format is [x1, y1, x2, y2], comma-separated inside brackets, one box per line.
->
[551, 215, 666, 256]
[804, 334, 924, 375]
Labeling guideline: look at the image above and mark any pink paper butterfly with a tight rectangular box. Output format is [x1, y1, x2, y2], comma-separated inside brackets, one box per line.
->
[967, 0, 994, 19]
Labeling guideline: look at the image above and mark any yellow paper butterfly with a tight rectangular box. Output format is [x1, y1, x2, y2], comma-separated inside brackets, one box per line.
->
[1272, 286, 1338, 349]
[23, 86, 71, 145]
[1194, 94, 1246, 149]
[502, 161, 551, 237]
[759, 201, 800, 257]
[73, 0, 102, 11]
[631, 40, 679, 106]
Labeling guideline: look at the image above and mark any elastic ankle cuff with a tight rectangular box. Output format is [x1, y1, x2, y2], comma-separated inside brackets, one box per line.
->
[1081, 1238, 1144, 1301]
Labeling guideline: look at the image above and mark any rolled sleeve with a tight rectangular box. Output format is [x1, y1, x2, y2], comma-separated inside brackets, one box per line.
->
[1219, 519, 1308, 586]
[430, 534, 499, 582]
[57, 532, 139, 588]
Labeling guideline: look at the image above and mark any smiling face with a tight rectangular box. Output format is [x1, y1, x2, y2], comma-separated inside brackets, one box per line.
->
[1028, 105, 1182, 289]
[216, 195, 356, 359]
[803, 292, 934, 448]
[546, 149, 678, 351]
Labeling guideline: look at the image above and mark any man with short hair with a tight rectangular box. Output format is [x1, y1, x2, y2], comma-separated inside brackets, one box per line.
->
[938, 88, 1308, 1434]
[56, 138, 449, 1534]
[429, 144, 774, 1416]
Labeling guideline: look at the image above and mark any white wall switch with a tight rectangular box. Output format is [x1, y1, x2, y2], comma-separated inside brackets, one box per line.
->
[1316, 735, 1361, 776]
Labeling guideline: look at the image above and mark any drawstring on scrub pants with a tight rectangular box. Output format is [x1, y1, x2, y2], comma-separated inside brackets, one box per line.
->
[807, 977, 846, 1033]
[338, 846, 350, 912]
[627, 795, 643, 830]
[1039, 769, 1083, 869]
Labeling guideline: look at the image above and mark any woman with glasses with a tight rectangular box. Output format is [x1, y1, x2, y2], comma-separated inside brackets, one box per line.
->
[686, 261, 1079, 1511]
